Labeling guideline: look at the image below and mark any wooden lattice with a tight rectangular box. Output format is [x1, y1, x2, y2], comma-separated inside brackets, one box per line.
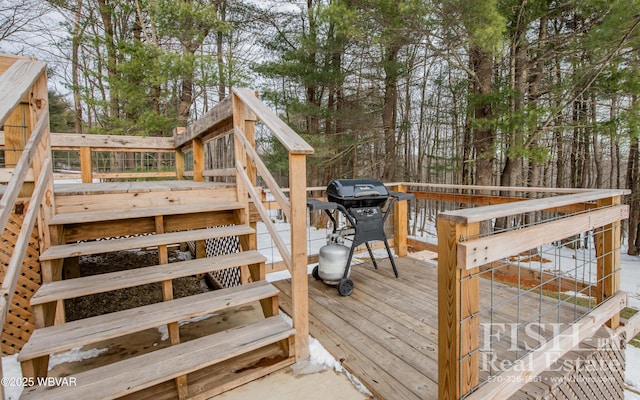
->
[188, 226, 241, 288]
[0, 209, 41, 355]
[204, 230, 241, 288]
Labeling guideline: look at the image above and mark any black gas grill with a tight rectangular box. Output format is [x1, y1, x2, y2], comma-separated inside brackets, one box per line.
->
[308, 179, 414, 296]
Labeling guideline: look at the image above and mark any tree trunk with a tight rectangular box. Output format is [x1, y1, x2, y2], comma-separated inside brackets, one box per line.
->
[628, 121, 640, 255]
[72, 0, 84, 134]
[470, 45, 495, 187]
[382, 43, 401, 182]
[97, 0, 119, 121]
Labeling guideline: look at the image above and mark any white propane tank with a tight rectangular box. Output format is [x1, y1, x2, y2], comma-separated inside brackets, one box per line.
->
[318, 243, 350, 283]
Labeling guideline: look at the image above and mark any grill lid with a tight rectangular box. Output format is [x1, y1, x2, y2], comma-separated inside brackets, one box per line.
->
[326, 179, 389, 208]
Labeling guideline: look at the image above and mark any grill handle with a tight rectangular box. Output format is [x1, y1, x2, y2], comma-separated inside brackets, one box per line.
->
[354, 190, 382, 197]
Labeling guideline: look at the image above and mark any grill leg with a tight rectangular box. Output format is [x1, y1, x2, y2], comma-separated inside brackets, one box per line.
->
[365, 242, 378, 269]
[342, 244, 357, 280]
[383, 239, 399, 278]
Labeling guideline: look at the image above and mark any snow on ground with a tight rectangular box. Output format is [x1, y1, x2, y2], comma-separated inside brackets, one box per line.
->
[2, 355, 23, 400]
[627, 346, 640, 400]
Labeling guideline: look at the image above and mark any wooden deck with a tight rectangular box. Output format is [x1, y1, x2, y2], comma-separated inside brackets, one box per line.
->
[274, 256, 589, 400]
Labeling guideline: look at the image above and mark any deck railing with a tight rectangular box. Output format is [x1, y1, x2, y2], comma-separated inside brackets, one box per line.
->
[433, 187, 630, 399]
[0, 57, 53, 396]
[173, 88, 314, 360]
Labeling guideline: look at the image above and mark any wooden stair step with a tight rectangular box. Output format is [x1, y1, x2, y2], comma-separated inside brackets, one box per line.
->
[39, 225, 254, 261]
[31, 250, 266, 306]
[49, 202, 245, 225]
[19, 280, 278, 362]
[20, 316, 294, 400]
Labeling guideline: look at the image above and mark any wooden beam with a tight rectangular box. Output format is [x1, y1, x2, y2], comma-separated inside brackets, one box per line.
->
[174, 127, 185, 180]
[192, 138, 204, 182]
[465, 292, 627, 400]
[0, 59, 47, 127]
[51, 133, 174, 150]
[236, 161, 291, 270]
[440, 189, 630, 224]
[596, 196, 622, 330]
[93, 171, 176, 179]
[0, 159, 51, 329]
[0, 108, 48, 237]
[458, 205, 629, 270]
[80, 146, 92, 183]
[411, 191, 598, 214]
[232, 88, 314, 155]
[438, 219, 480, 399]
[289, 153, 309, 361]
[235, 127, 291, 220]
[0, 168, 34, 183]
[174, 96, 233, 148]
[617, 311, 640, 343]
[393, 184, 408, 257]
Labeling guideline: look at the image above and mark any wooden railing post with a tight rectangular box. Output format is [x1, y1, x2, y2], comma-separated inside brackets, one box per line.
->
[192, 138, 204, 182]
[289, 153, 309, 361]
[5, 102, 34, 196]
[596, 195, 622, 329]
[392, 183, 408, 257]
[438, 217, 480, 399]
[174, 127, 185, 180]
[80, 146, 92, 183]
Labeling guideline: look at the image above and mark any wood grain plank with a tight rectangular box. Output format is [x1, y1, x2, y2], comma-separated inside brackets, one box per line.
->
[0, 59, 46, 126]
[32, 251, 266, 305]
[275, 279, 425, 400]
[39, 225, 254, 260]
[232, 88, 313, 155]
[50, 202, 244, 225]
[440, 190, 630, 224]
[51, 133, 174, 150]
[19, 281, 278, 361]
[20, 316, 294, 400]
[458, 205, 629, 270]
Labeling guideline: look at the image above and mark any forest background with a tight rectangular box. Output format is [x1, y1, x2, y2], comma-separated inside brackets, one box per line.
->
[2, 0, 640, 253]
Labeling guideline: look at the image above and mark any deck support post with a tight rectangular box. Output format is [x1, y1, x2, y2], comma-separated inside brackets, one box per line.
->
[289, 153, 309, 361]
[438, 218, 480, 399]
[174, 127, 186, 180]
[80, 146, 92, 183]
[392, 183, 408, 257]
[596, 195, 622, 329]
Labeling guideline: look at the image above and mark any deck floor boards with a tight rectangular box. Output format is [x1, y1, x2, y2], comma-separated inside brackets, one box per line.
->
[274, 255, 588, 400]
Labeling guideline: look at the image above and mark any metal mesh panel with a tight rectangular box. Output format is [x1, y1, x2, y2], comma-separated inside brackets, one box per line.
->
[204, 230, 241, 288]
[188, 225, 241, 288]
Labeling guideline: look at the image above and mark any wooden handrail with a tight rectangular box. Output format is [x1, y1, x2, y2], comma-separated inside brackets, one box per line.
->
[395, 181, 592, 194]
[0, 108, 49, 235]
[457, 205, 629, 270]
[0, 60, 46, 126]
[232, 88, 314, 155]
[234, 127, 291, 220]
[50, 133, 175, 151]
[440, 189, 630, 224]
[0, 158, 51, 326]
[0, 58, 54, 400]
[236, 160, 292, 271]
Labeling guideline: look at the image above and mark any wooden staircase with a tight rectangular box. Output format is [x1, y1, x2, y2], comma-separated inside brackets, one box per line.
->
[18, 181, 296, 399]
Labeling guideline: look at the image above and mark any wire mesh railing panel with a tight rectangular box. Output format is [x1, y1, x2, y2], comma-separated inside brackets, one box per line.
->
[451, 199, 624, 398]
